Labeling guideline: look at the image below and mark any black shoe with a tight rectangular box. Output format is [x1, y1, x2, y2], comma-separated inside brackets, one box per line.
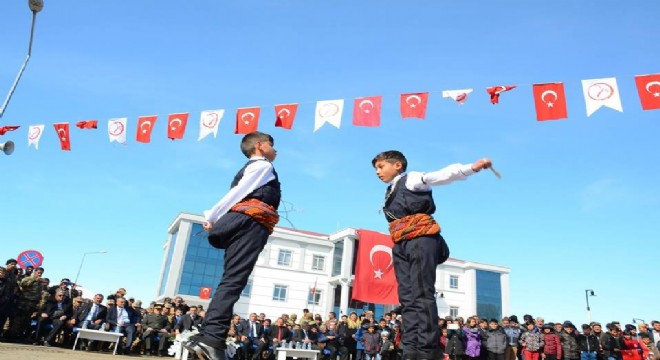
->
[183, 339, 226, 360]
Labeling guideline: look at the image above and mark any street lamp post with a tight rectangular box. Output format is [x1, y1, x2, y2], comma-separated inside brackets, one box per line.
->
[585, 289, 596, 323]
[0, 0, 44, 120]
[73, 250, 108, 287]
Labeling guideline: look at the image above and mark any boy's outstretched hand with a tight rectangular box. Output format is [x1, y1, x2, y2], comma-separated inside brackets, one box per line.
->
[203, 221, 214, 232]
[471, 158, 492, 172]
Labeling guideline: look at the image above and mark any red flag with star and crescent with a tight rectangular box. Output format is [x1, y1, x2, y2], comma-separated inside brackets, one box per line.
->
[199, 286, 213, 300]
[533, 83, 568, 121]
[236, 107, 260, 134]
[0, 125, 20, 135]
[75, 120, 98, 129]
[167, 113, 188, 140]
[274, 104, 298, 130]
[400, 92, 429, 119]
[53, 123, 71, 151]
[487, 85, 516, 104]
[353, 96, 382, 127]
[634, 74, 660, 110]
[351, 229, 399, 305]
[137, 115, 158, 143]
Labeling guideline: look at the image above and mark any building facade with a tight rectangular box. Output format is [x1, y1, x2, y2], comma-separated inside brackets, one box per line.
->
[156, 212, 510, 320]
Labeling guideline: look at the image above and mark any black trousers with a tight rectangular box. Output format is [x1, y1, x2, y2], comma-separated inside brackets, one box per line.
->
[198, 214, 269, 348]
[393, 233, 447, 359]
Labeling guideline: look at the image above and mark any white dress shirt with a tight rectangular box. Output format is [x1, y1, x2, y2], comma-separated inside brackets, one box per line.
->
[389, 163, 475, 192]
[204, 157, 276, 224]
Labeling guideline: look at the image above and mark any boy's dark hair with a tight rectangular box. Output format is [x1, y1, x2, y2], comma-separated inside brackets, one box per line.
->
[240, 131, 274, 158]
[6, 259, 17, 265]
[372, 150, 408, 172]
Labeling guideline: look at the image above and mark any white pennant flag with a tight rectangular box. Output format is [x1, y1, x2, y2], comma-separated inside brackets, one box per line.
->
[442, 89, 473, 104]
[314, 99, 344, 132]
[27, 124, 44, 150]
[581, 77, 623, 116]
[108, 118, 128, 144]
[198, 109, 224, 141]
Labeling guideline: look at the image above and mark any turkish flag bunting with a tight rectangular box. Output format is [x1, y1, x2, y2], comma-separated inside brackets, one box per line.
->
[400, 92, 429, 119]
[137, 115, 158, 143]
[634, 74, 660, 110]
[532, 83, 568, 121]
[235, 107, 260, 134]
[353, 96, 382, 126]
[486, 85, 516, 104]
[199, 286, 213, 300]
[351, 229, 399, 305]
[274, 104, 298, 130]
[75, 120, 98, 129]
[53, 123, 71, 151]
[0, 125, 20, 135]
[167, 113, 189, 140]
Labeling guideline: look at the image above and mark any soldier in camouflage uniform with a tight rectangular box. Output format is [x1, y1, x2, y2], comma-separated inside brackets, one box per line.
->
[8, 267, 45, 342]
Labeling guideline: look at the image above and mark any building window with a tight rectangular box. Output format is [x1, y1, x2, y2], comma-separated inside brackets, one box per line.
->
[332, 241, 343, 276]
[177, 223, 225, 297]
[312, 255, 325, 271]
[476, 270, 502, 320]
[308, 289, 322, 305]
[241, 280, 252, 297]
[449, 275, 459, 289]
[450, 306, 459, 318]
[273, 285, 288, 302]
[277, 249, 292, 266]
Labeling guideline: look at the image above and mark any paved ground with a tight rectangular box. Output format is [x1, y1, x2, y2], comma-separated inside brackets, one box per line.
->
[0, 342, 176, 359]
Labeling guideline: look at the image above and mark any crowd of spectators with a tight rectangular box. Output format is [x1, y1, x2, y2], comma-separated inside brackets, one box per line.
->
[2, 258, 660, 360]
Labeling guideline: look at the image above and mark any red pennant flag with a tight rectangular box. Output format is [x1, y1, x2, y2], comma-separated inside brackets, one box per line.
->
[274, 104, 298, 130]
[353, 96, 382, 127]
[486, 85, 516, 104]
[53, 123, 71, 151]
[235, 107, 260, 134]
[351, 229, 399, 305]
[136, 115, 157, 143]
[199, 286, 213, 300]
[532, 83, 568, 121]
[0, 125, 20, 135]
[634, 74, 660, 110]
[400, 92, 429, 119]
[167, 113, 188, 140]
[75, 120, 98, 129]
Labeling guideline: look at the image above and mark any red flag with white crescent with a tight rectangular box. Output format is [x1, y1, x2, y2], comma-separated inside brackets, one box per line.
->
[634, 74, 660, 110]
[0, 125, 20, 135]
[137, 115, 158, 143]
[351, 229, 399, 305]
[486, 85, 516, 104]
[167, 113, 189, 140]
[53, 123, 71, 151]
[274, 104, 298, 130]
[353, 96, 382, 127]
[400, 92, 429, 119]
[235, 107, 260, 134]
[199, 286, 213, 300]
[533, 83, 568, 121]
[75, 120, 98, 129]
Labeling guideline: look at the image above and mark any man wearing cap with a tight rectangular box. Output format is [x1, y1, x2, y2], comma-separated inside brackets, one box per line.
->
[601, 323, 623, 360]
[142, 304, 170, 356]
[560, 323, 579, 360]
[578, 324, 600, 360]
[8, 266, 45, 341]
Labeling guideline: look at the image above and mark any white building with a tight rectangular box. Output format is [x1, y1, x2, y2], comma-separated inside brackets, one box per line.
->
[156, 212, 510, 320]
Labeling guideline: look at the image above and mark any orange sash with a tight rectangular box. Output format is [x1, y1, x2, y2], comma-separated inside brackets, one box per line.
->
[388, 213, 440, 243]
[230, 198, 279, 234]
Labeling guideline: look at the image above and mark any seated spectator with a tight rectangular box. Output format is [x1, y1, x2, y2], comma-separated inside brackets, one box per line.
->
[240, 312, 268, 360]
[174, 306, 202, 336]
[39, 289, 74, 346]
[105, 297, 141, 355]
[141, 304, 170, 356]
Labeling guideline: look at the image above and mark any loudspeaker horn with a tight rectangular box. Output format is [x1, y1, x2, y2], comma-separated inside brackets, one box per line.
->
[1, 141, 15, 155]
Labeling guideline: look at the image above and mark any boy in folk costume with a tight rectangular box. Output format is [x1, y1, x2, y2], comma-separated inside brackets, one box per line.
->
[371, 150, 493, 360]
[185, 132, 281, 360]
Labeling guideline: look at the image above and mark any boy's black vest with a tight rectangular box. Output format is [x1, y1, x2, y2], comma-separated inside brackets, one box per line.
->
[231, 159, 281, 209]
[383, 174, 436, 222]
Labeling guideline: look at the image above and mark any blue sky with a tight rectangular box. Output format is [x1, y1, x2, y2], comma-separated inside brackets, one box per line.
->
[1, 1, 658, 325]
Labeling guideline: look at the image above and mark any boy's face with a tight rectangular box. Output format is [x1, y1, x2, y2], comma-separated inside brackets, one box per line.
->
[374, 160, 403, 183]
[256, 140, 276, 162]
[489, 322, 498, 329]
